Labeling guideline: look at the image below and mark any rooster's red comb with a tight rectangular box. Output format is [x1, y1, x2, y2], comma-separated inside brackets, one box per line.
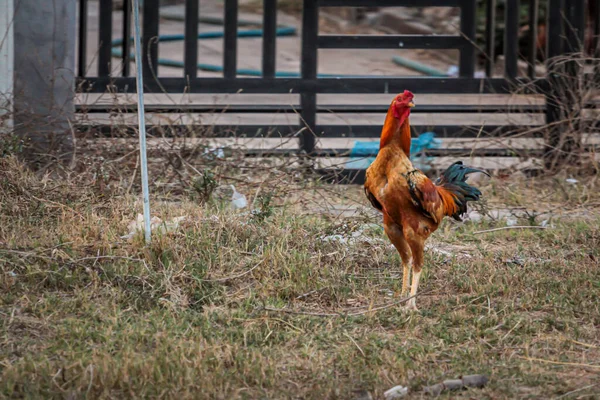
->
[396, 90, 414, 102]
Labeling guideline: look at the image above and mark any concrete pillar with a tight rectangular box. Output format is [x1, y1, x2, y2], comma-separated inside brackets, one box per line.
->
[0, 0, 14, 133]
[13, 0, 77, 163]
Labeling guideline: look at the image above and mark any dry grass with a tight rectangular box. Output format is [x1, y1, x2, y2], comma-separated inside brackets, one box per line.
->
[1, 155, 599, 399]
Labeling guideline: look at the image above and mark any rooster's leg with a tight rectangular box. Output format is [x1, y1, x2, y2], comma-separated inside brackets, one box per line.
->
[401, 262, 411, 296]
[407, 269, 422, 311]
[383, 216, 412, 296]
[406, 240, 424, 311]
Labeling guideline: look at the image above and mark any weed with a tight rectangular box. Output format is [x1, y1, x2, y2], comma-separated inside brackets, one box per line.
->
[190, 168, 218, 204]
[251, 192, 274, 223]
[0, 135, 25, 158]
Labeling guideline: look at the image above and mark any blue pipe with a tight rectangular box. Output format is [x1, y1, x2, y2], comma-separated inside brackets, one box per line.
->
[391, 56, 449, 77]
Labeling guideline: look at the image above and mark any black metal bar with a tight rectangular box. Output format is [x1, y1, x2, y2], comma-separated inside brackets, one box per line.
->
[320, 104, 547, 113]
[318, 0, 460, 6]
[564, 0, 586, 136]
[245, 148, 550, 157]
[78, 76, 545, 94]
[544, 0, 565, 169]
[78, 0, 88, 78]
[143, 0, 160, 81]
[307, 148, 549, 157]
[98, 0, 113, 77]
[459, 0, 476, 77]
[595, 1, 600, 77]
[299, 99, 317, 155]
[565, 0, 586, 54]
[504, 0, 520, 79]
[301, 0, 318, 154]
[223, 0, 239, 79]
[316, 124, 541, 138]
[184, 0, 200, 79]
[318, 35, 465, 49]
[485, 0, 496, 77]
[527, 0, 539, 78]
[122, 0, 132, 77]
[309, 77, 534, 94]
[262, 0, 277, 78]
[77, 124, 301, 138]
[546, 0, 564, 61]
[74, 124, 545, 139]
[595, 0, 600, 58]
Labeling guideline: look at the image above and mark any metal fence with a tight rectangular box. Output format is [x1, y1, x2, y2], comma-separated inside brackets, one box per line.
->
[76, 0, 598, 182]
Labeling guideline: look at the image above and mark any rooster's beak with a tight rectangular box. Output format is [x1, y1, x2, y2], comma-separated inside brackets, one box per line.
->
[407, 102, 415, 108]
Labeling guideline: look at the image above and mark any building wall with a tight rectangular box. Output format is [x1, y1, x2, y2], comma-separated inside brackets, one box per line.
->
[13, 0, 76, 161]
[0, 0, 14, 132]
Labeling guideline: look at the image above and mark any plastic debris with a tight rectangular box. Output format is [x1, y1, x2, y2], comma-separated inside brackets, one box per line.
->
[203, 147, 225, 159]
[384, 385, 409, 399]
[230, 185, 248, 209]
[506, 217, 518, 226]
[122, 214, 186, 239]
[212, 185, 248, 210]
[321, 234, 348, 244]
[565, 178, 578, 184]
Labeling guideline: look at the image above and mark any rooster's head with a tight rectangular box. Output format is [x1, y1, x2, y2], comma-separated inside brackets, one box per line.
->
[391, 90, 415, 119]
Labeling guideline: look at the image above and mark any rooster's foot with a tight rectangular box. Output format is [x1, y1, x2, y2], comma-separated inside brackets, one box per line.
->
[404, 299, 419, 312]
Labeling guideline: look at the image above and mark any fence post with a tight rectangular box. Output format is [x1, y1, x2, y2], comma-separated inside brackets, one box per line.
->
[78, 0, 88, 78]
[223, 0, 239, 79]
[0, 0, 14, 133]
[564, 0, 586, 130]
[184, 0, 200, 80]
[143, 0, 160, 82]
[300, 0, 317, 156]
[504, 0, 520, 79]
[527, 0, 539, 78]
[459, 0, 476, 77]
[262, 0, 277, 79]
[98, 0, 113, 77]
[544, 0, 587, 170]
[543, 0, 563, 170]
[13, 0, 76, 163]
[484, 0, 497, 78]
[122, 0, 132, 77]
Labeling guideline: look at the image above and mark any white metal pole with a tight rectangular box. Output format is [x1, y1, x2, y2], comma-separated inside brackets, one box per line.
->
[132, 0, 152, 243]
[0, 0, 14, 131]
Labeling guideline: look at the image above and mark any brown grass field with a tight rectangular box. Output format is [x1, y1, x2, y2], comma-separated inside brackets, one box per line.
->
[1, 153, 599, 399]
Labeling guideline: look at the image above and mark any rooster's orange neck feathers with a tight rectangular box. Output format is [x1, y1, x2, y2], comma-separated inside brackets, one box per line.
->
[379, 105, 411, 155]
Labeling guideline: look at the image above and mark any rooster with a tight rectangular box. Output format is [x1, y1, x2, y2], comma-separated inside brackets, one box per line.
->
[364, 90, 489, 311]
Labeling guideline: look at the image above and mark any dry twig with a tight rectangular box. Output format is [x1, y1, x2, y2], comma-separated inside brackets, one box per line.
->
[517, 356, 600, 370]
[263, 289, 433, 317]
[473, 226, 548, 235]
[203, 258, 265, 282]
